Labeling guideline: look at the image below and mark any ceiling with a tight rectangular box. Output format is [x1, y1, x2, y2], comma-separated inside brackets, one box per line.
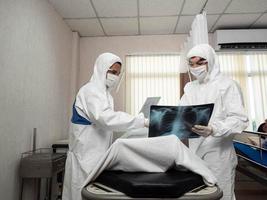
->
[48, 0, 267, 37]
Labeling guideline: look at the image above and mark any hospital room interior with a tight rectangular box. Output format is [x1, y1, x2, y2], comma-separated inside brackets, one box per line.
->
[1, 0, 267, 200]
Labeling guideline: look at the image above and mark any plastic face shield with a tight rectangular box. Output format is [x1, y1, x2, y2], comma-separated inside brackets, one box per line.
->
[115, 69, 125, 93]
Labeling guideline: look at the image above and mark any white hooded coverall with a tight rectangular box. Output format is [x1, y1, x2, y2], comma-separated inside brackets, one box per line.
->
[180, 44, 249, 200]
[62, 53, 146, 200]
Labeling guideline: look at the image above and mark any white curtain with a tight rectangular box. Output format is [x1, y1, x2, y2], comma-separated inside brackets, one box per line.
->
[217, 52, 248, 105]
[247, 52, 267, 128]
[125, 52, 267, 130]
[191, 12, 209, 46]
[125, 54, 180, 115]
[218, 51, 267, 130]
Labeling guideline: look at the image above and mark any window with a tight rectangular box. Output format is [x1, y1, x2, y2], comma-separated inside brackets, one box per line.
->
[125, 54, 180, 116]
[125, 52, 267, 131]
[218, 51, 267, 130]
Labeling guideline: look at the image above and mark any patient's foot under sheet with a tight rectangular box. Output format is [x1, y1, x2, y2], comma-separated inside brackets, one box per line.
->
[83, 135, 217, 187]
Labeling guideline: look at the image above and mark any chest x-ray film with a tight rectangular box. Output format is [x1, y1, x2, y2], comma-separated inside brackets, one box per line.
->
[149, 104, 214, 139]
[139, 97, 161, 118]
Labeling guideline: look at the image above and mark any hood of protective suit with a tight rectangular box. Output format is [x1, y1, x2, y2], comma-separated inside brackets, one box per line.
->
[90, 52, 122, 91]
[186, 44, 220, 82]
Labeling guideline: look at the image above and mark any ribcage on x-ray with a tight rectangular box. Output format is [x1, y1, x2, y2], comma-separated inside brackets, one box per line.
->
[149, 104, 214, 139]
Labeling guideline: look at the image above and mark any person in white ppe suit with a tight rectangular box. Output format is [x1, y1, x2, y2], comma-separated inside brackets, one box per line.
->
[180, 44, 249, 200]
[62, 52, 148, 200]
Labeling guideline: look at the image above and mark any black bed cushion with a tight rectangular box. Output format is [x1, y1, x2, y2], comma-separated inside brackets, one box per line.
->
[94, 169, 205, 198]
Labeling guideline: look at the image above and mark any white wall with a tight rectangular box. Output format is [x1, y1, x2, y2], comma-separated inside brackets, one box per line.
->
[80, 34, 188, 112]
[0, 0, 73, 199]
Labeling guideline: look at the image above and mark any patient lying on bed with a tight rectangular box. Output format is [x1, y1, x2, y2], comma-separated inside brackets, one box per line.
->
[248, 136, 267, 148]
[83, 135, 217, 189]
[234, 132, 267, 149]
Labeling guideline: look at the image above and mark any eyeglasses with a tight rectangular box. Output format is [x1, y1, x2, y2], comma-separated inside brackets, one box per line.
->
[188, 58, 207, 67]
[107, 69, 120, 76]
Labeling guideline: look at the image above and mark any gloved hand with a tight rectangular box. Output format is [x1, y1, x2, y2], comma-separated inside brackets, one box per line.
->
[192, 125, 213, 137]
[144, 118, 149, 128]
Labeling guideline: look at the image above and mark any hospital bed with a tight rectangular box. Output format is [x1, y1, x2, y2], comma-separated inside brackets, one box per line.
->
[233, 131, 267, 186]
[52, 139, 222, 199]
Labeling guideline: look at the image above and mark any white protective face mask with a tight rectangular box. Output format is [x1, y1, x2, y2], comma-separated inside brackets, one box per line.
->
[189, 65, 208, 82]
[106, 73, 120, 90]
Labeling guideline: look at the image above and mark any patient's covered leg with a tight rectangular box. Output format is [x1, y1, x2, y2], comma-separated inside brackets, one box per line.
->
[83, 135, 217, 187]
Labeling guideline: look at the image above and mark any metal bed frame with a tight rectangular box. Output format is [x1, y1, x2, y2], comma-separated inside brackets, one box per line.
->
[234, 131, 267, 186]
[82, 180, 223, 200]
